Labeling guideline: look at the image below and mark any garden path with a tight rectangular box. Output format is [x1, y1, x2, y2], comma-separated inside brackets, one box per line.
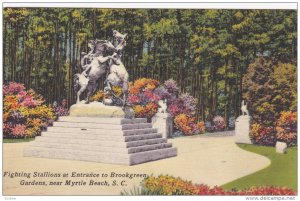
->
[3, 134, 270, 195]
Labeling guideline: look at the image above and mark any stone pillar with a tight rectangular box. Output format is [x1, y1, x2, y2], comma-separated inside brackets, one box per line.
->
[235, 115, 252, 144]
[151, 113, 173, 138]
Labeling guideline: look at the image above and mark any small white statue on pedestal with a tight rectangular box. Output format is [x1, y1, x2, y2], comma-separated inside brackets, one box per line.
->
[152, 100, 173, 138]
[235, 100, 252, 144]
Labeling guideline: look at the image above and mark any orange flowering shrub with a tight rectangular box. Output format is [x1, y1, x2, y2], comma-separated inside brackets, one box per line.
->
[276, 111, 297, 146]
[174, 114, 195, 135]
[197, 121, 205, 133]
[174, 114, 205, 135]
[133, 102, 158, 119]
[90, 90, 104, 102]
[128, 78, 160, 119]
[141, 175, 296, 195]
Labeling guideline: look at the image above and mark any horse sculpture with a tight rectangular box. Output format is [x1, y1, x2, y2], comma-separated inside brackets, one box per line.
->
[74, 30, 130, 107]
[74, 40, 116, 104]
[104, 52, 129, 107]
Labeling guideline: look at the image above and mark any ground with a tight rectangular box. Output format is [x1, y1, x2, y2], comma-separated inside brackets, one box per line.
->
[3, 133, 271, 195]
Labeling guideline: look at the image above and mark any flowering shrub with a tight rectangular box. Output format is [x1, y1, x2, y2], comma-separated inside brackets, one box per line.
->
[141, 175, 296, 195]
[3, 82, 55, 138]
[197, 121, 205, 133]
[174, 114, 195, 135]
[250, 123, 276, 146]
[213, 116, 226, 131]
[168, 93, 197, 117]
[164, 78, 179, 94]
[52, 99, 69, 118]
[174, 114, 205, 135]
[276, 111, 297, 147]
[128, 78, 160, 119]
[90, 90, 104, 102]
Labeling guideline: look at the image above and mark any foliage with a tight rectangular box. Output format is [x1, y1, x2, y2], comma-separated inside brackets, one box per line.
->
[243, 58, 297, 128]
[212, 116, 226, 131]
[276, 111, 297, 147]
[120, 185, 160, 195]
[3, 8, 296, 124]
[250, 123, 276, 146]
[141, 175, 296, 195]
[3, 82, 55, 138]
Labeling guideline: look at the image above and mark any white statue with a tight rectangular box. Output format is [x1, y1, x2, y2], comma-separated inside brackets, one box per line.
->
[158, 100, 167, 113]
[241, 100, 249, 116]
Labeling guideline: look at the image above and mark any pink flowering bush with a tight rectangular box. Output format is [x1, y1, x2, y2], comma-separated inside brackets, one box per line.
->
[213, 116, 226, 131]
[3, 82, 55, 138]
[168, 93, 197, 117]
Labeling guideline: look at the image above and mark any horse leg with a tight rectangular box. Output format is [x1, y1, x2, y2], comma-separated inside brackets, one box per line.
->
[85, 81, 96, 104]
[122, 81, 129, 108]
[77, 85, 87, 104]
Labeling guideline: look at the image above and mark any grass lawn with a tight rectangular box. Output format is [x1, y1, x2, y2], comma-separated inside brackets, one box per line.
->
[222, 144, 297, 190]
[3, 138, 35, 143]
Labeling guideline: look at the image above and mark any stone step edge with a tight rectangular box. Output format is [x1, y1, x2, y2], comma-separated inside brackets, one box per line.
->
[24, 146, 176, 159]
[23, 147, 130, 165]
[40, 132, 163, 142]
[52, 122, 152, 129]
[27, 141, 173, 154]
[129, 147, 177, 165]
[46, 128, 158, 136]
[58, 117, 147, 124]
[34, 136, 168, 148]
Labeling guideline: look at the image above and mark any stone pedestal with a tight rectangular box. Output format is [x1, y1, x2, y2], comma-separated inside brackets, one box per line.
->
[235, 115, 252, 144]
[69, 101, 125, 118]
[276, 141, 287, 154]
[151, 113, 173, 138]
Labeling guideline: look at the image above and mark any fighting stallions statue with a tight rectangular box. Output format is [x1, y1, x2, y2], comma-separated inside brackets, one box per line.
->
[74, 30, 129, 108]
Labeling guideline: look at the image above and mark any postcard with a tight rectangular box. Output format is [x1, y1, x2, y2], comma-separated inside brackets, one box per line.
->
[2, 2, 297, 199]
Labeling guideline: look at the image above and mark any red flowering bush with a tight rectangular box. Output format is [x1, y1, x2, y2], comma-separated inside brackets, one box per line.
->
[276, 111, 297, 147]
[141, 175, 296, 195]
[3, 82, 55, 138]
[250, 123, 276, 146]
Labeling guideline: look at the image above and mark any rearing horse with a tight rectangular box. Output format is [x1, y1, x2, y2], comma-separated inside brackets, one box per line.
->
[74, 40, 116, 104]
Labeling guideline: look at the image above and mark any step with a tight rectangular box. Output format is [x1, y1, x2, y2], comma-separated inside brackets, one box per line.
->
[129, 147, 177, 165]
[34, 136, 167, 148]
[23, 146, 130, 165]
[127, 143, 172, 154]
[58, 116, 147, 124]
[28, 141, 129, 153]
[41, 132, 162, 142]
[24, 146, 177, 165]
[52, 122, 152, 130]
[46, 127, 157, 136]
[126, 138, 167, 148]
[27, 141, 173, 154]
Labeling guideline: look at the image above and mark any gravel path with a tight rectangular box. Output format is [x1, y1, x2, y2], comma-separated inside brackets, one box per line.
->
[3, 134, 270, 195]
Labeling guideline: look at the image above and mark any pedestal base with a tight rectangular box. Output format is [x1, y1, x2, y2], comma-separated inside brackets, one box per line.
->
[69, 101, 125, 118]
[152, 113, 173, 138]
[235, 115, 252, 144]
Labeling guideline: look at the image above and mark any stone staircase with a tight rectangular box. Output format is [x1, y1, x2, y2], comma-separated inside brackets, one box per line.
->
[23, 116, 177, 165]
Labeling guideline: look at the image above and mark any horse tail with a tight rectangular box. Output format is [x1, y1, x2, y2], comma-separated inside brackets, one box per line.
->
[73, 74, 80, 92]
